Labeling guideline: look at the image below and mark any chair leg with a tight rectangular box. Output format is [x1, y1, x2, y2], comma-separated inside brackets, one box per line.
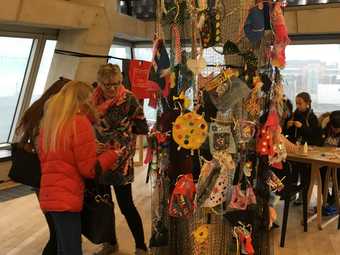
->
[323, 168, 332, 207]
[280, 197, 290, 247]
[332, 168, 340, 230]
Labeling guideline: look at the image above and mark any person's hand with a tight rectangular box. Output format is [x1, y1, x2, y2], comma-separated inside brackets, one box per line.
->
[122, 164, 129, 176]
[115, 146, 126, 158]
[121, 117, 131, 130]
[294, 121, 303, 128]
[96, 141, 106, 154]
[287, 120, 294, 128]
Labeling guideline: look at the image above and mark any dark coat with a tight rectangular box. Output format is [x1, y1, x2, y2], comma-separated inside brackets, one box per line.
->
[284, 109, 322, 146]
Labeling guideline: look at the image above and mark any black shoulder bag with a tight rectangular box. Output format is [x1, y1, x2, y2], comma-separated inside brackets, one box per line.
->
[8, 143, 41, 188]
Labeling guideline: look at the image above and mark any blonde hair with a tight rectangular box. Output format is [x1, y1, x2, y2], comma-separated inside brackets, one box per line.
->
[97, 64, 123, 84]
[40, 80, 94, 152]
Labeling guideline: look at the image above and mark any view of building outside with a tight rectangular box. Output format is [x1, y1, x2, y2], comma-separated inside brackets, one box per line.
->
[282, 44, 340, 115]
[0, 37, 33, 143]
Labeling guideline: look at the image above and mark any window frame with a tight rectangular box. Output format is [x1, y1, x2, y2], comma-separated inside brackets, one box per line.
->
[0, 28, 58, 146]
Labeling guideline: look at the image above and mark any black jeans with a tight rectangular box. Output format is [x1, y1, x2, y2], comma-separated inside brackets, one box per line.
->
[42, 212, 58, 255]
[49, 212, 82, 255]
[113, 183, 147, 250]
[35, 191, 57, 255]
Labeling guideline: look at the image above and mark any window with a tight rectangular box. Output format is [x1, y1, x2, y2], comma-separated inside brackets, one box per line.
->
[133, 47, 157, 122]
[134, 48, 153, 61]
[143, 99, 157, 123]
[0, 37, 33, 143]
[108, 44, 132, 69]
[282, 44, 340, 114]
[30, 40, 57, 104]
[202, 47, 224, 76]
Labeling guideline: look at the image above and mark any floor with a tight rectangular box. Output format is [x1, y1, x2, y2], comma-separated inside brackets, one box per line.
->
[0, 166, 152, 255]
[1, 168, 340, 255]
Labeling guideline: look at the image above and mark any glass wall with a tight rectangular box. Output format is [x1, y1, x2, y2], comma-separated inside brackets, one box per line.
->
[134, 47, 153, 61]
[282, 44, 340, 115]
[108, 44, 132, 69]
[0, 37, 33, 143]
[30, 40, 57, 104]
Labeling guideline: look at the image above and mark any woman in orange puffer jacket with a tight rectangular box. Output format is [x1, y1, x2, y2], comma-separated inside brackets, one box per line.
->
[38, 80, 121, 255]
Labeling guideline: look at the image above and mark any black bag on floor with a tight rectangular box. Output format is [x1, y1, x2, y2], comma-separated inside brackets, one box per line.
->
[8, 143, 41, 188]
[81, 163, 116, 244]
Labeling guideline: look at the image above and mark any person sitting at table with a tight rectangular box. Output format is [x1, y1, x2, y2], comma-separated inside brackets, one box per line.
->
[284, 92, 323, 204]
[285, 92, 322, 146]
[319, 110, 340, 214]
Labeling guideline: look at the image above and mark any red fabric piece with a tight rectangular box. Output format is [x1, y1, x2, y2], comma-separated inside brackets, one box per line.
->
[144, 147, 154, 164]
[168, 174, 196, 218]
[38, 115, 117, 212]
[129, 60, 159, 99]
[272, 2, 290, 46]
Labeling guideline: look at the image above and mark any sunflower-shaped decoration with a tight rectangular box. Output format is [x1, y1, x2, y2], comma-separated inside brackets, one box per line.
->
[192, 224, 209, 244]
[172, 112, 208, 151]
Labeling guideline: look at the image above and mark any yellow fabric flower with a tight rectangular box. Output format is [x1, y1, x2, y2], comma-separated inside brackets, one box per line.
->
[193, 225, 209, 244]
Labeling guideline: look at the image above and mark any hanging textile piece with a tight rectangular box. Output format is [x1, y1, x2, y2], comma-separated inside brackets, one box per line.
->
[271, 1, 290, 68]
[171, 24, 182, 65]
[199, 7, 221, 48]
[208, 77, 250, 113]
[272, 2, 290, 46]
[239, 121, 256, 144]
[172, 112, 208, 151]
[256, 109, 286, 169]
[209, 122, 237, 154]
[202, 152, 236, 209]
[149, 38, 171, 97]
[168, 173, 196, 218]
[192, 224, 209, 255]
[229, 183, 257, 210]
[187, 55, 207, 75]
[196, 158, 221, 207]
[244, 76, 263, 120]
[244, 4, 265, 47]
[200, 68, 239, 92]
[233, 223, 255, 255]
[128, 60, 159, 100]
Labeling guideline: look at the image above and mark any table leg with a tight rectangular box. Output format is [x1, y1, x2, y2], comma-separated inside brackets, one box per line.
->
[314, 165, 323, 230]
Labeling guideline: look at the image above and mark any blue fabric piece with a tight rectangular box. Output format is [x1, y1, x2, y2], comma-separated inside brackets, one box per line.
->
[244, 7, 265, 45]
[149, 40, 170, 90]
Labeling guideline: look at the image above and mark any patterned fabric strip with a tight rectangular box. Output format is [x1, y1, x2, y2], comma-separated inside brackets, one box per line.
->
[172, 24, 182, 65]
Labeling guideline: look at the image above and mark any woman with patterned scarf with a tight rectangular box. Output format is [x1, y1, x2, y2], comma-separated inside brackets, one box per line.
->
[92, 64, 149, 255]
